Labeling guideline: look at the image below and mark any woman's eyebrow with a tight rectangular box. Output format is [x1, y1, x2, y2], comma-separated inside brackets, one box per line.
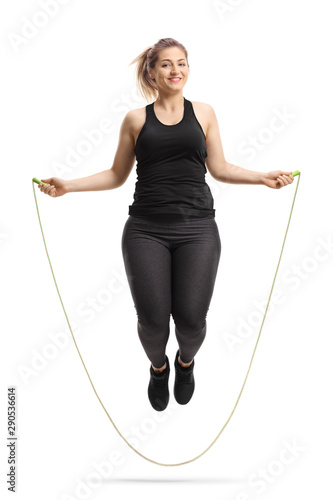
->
[160, 58, 186, 62]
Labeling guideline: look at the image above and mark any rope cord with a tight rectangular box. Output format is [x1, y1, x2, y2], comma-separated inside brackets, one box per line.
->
[32, 173, 301, 467]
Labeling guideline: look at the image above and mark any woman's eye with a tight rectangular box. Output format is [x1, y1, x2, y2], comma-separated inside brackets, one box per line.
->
[162, 63, 186, 67]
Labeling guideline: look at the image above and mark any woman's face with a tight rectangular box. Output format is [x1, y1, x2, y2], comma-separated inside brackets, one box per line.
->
[149, 46, 189, 93]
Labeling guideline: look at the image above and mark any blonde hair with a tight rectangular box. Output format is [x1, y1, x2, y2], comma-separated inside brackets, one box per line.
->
[129, 37, 189, 103]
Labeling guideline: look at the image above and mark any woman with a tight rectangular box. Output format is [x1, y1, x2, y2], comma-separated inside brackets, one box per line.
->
[38, 38, 294, 412]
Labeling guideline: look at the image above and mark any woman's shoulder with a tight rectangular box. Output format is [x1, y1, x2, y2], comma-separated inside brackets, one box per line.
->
[190, 101, 215, 136]
[123, 106, 148, 144]
[191, 100, 215, 114]
[123, 106, 146, 131]
[125, 105, 147, 122]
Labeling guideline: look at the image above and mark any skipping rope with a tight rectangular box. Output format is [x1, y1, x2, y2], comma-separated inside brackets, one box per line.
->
[31, 170, 301, 467]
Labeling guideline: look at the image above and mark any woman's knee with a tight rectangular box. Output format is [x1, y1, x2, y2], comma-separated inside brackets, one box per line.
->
[172, 311, 207, 336]
[137, 309, 170, 333]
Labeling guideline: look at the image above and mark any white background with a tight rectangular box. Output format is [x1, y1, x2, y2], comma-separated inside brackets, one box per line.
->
[1, 0, 332, 499]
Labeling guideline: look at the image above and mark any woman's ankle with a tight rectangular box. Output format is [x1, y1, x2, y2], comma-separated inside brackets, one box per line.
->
[152, 361, 167, 373]
[178, 356, 193, 368]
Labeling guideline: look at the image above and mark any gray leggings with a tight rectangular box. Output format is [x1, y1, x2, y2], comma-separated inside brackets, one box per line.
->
[121, 214, 221, 368]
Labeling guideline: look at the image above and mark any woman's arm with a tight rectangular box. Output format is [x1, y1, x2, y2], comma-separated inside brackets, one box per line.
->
[65, 169, 121, 193]
[216, 162, 264, 185]
[39, 111, 136, 197]
[205, 105, 293, 188]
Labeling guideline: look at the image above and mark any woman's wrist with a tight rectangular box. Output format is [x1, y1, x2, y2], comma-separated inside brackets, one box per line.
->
[64, 179, 74, 193]
[257, 172, 265, 185]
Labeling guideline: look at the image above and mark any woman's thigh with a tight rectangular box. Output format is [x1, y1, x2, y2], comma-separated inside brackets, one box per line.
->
[170, 219, 221, 326]
[121, 216, 172, 325]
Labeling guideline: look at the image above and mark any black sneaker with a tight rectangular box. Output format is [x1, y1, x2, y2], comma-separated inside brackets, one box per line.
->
[174, 349, 195, 405]
[148, 355, 170, 411]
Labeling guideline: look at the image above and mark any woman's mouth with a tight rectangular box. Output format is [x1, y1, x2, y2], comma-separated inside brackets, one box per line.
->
[169, 78, 181, 82]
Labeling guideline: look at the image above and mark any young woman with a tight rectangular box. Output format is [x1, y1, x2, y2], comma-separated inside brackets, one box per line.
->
[38, 38, 294, 412]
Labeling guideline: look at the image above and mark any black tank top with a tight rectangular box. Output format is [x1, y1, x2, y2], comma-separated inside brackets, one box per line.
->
[128, 96, 215, 219]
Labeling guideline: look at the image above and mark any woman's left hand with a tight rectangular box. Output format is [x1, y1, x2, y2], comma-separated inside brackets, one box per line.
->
[262, 170, 294, 189]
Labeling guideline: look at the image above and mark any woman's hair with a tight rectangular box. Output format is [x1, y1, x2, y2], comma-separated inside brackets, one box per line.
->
[129, 37, 189, 103]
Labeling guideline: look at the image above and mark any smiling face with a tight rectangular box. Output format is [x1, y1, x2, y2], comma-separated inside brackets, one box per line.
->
[148, 46, 189, 93]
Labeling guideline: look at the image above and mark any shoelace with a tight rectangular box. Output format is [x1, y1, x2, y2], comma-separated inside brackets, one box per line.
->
[151, 367, 169, 385]
[175, 363, 194, 383]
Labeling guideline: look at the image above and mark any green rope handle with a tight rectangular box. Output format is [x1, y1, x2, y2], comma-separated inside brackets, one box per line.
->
[32, 171, 301, 467]
[32, 177, 46, 185]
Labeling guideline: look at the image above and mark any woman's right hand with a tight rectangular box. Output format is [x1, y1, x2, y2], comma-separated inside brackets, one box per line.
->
[38, 177, 69, 198]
